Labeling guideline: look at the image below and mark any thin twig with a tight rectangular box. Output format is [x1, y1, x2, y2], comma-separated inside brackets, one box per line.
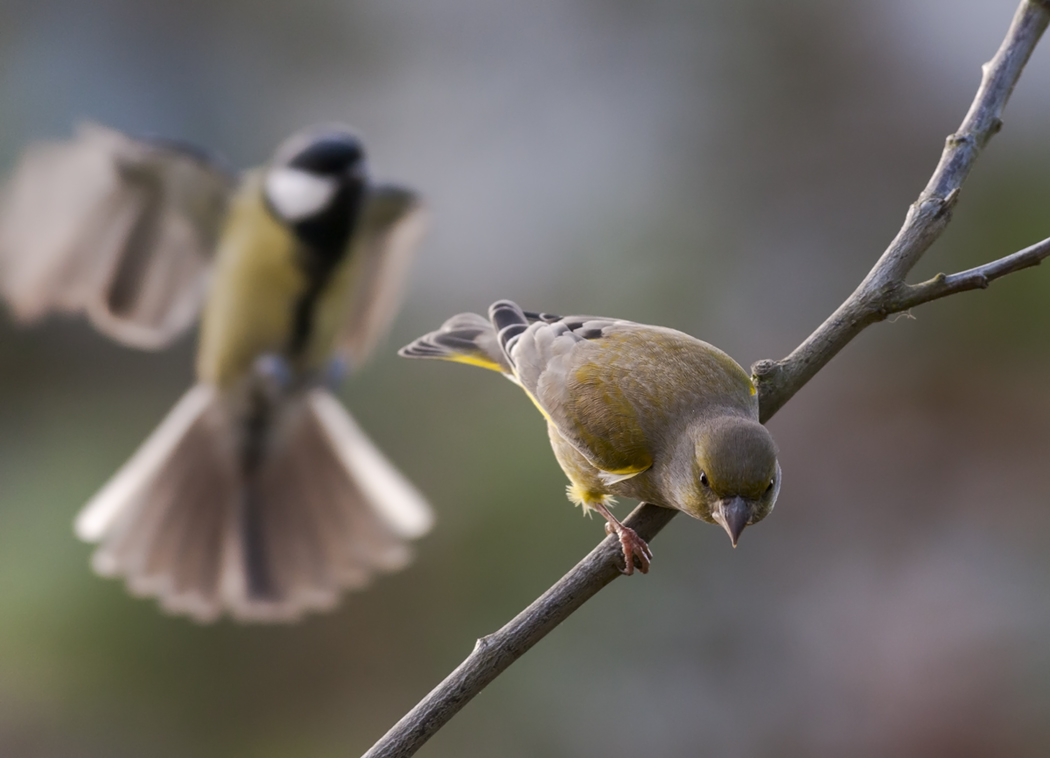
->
[361, 503, 677, 758]
[898, 234, 1050, 309]
[362, 2, 1050, 755]
[752, 0, 1050, 421]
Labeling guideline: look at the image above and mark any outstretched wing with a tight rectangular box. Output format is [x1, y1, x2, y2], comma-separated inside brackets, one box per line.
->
[338, 183, 426, 367]
[0, 123, 236, 349]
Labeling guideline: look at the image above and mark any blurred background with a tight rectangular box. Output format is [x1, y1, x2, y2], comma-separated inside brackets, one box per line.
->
[1, 0, 1049, 755]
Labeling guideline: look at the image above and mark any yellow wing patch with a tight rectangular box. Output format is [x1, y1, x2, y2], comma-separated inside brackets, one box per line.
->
[597, 466, 649, 486]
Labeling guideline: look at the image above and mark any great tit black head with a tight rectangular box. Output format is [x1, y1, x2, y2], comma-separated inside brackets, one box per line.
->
[286, 131, 366, 178]
[263, 126, 369, 256]
[270, 124, 365, 173]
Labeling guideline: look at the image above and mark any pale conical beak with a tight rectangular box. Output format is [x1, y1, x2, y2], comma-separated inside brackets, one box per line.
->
[718, 496, 750, 547]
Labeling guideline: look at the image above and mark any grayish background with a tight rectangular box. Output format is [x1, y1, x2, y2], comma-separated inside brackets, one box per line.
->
[1, 0, 1049, 755]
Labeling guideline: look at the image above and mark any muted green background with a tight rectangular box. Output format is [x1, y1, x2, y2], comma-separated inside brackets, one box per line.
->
[2, 0, 1050, 756]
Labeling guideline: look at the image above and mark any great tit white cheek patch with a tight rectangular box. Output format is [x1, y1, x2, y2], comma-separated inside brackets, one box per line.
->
[264, 166, 338, 222]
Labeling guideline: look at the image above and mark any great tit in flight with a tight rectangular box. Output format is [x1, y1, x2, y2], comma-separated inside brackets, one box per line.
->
[0, 123, 433, 622]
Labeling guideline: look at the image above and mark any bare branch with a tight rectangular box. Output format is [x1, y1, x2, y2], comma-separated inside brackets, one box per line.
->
[362, 2, 1050, 755]
[362, 503, 677, 758]
[898, 235, 1050, 309]
[753, 0, 1050, 422]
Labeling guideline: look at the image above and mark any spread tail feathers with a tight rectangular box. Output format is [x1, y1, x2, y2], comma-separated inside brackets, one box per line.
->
[75, 384, 432, 623]
[398, 300, 535, 373]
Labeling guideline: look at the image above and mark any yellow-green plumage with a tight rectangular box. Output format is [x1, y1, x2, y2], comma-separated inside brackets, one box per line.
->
[557, 325, 756, 480]
[401, 300, 782, 571]
[197, 171, 356, 386]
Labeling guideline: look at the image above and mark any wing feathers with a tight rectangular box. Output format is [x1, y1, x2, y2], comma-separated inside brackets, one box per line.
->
[0, 123, 233, 349]
[338, 184, 427, 365]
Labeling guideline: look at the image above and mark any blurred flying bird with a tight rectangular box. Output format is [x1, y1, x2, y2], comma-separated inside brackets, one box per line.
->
[0, 123, 433, 622]
[401, 300, 780, 573]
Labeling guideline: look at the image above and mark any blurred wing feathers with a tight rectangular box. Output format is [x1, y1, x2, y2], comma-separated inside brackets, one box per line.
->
[0, 123, 235, 349]
[339, 183, 426, 366]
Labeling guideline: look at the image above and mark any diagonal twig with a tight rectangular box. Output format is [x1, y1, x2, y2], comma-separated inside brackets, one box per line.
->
[361, 504, 677, 758]
[752, 0, 1050, 421]
[897, 234, 1050, 309]
[362, 2, 1050, 755]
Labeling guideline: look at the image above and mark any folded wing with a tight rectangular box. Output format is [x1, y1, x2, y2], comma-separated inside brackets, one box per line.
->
[509, 310, 656, 478]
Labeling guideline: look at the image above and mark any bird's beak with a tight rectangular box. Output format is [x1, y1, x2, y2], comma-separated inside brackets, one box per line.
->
[717, 496, 750, 547]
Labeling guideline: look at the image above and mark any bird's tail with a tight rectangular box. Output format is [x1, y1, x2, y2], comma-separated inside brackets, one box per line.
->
[398, 299, 535, 374]
[75, 383, 433, 623]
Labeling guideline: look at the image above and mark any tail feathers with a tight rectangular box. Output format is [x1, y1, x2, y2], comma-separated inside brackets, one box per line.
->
[398, 311, 510, 373]
[76, 384, 433, 623]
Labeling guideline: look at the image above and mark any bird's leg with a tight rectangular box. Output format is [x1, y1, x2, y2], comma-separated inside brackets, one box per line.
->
[589, 501, 652, 575]
[252, 354, 295, 400]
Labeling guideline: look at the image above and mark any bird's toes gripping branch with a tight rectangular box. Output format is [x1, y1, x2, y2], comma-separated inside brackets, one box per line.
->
[591, 501, 652, 575]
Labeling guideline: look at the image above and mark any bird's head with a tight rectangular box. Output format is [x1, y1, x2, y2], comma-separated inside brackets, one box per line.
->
[263, 125, 367, 248]
[683, 415, 780, 546]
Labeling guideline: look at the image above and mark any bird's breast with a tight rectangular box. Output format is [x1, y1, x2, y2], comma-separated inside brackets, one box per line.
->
[196, 175, 352, 387]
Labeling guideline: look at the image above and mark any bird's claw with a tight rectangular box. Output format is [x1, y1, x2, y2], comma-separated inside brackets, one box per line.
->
[608, 523, 652, 575]
[253, 354, 294, 394]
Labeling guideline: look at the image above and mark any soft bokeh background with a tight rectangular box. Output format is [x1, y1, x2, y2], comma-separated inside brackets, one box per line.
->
[1, 0, 1050, 755]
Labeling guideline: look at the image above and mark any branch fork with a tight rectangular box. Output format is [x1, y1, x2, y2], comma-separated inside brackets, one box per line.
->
[363, 2, 1050, 755]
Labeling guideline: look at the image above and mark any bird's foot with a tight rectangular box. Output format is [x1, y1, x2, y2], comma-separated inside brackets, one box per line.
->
[253, 354, 295, 399]
[604, 521, 653, 575]
[591, 502, 652, 575]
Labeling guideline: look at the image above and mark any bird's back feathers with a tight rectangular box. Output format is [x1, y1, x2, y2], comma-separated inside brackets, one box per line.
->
[400, 299, 759, 478]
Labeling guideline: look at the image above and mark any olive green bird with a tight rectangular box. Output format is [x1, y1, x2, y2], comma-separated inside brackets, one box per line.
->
[400, 300, 781, 573]
[0, 123, 432, 621]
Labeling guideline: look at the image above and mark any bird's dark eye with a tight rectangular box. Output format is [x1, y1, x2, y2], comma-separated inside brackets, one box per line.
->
[699, 472, 709, 487]
[766, 478, 775, 494]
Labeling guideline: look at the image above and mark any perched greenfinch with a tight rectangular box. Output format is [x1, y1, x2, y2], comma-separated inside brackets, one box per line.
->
[0, 123, 432, 621]
[400, 300, 781, 573]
